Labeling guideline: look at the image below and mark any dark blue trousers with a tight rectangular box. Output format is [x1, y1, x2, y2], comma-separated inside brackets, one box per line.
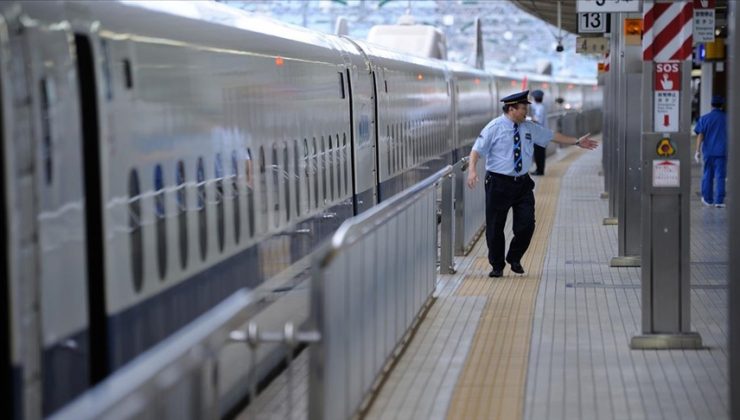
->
[701, 156, 726, 205]
[484, 172, 536, 270]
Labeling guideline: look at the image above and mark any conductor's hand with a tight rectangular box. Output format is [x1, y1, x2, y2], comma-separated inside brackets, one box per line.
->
[694, 151, 701, 164]
[576, 133, 599, 150]
[467, 170, 478, 189]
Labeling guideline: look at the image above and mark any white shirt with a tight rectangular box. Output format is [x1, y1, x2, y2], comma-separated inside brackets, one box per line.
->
[472, 114, 553, 176]
[530, 102, 548, 129]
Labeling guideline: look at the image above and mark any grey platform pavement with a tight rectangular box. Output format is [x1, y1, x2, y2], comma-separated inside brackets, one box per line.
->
[241, 146, 728, 420]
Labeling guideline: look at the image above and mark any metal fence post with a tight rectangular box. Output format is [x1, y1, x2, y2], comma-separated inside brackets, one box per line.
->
[440, 172, 455, 274]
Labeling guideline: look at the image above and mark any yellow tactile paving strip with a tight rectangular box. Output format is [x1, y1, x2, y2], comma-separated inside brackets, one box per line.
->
[447, 148, 586, 420]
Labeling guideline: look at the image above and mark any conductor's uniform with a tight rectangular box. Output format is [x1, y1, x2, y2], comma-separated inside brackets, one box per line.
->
[472, 91, 553, 275]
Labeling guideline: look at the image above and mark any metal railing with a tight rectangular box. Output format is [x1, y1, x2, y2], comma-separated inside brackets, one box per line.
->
[309, 165, 454, 420]
[50, 160, 468, 420]
[50, 290, 257, 420]
[454, 156, 486, 256]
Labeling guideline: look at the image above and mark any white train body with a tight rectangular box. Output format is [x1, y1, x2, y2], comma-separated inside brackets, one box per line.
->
[0, 1, 601, 417]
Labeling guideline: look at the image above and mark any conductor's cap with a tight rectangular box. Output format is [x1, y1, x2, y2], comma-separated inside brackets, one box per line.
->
[711, 95, 725, 106]
[501, 90, 531, 105]
[531, 90, 544, 101]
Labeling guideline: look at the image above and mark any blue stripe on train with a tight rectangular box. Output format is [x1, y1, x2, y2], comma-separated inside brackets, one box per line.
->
[106, 197, 354, 370]
[40, 196, 355, 414]
[42, 147, 461, 413]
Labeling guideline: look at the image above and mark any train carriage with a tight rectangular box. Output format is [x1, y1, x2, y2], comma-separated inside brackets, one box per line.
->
[0, 1, 600, 417]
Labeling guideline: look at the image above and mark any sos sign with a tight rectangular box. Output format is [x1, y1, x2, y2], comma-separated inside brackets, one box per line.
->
[655, 62, 681, 91]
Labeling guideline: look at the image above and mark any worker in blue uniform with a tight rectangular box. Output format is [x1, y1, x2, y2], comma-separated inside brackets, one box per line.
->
[694, 94, 727, 208]
[467, 90, 598, 278]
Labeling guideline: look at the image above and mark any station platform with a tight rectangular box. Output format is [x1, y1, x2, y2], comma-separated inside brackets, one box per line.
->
[241, 138, 728, 420]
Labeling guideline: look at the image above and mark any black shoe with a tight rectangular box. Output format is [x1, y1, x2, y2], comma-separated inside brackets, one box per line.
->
[489, 268, 503, 278]
[509, 262, 525, 274]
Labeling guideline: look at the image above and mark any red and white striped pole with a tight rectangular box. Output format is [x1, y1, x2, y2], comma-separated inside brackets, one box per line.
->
[642, 1, 694, 61]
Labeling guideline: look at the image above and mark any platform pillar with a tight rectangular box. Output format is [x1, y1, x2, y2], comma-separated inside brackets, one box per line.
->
[611, 13, 643, 267]
[631, 55, 701, 349]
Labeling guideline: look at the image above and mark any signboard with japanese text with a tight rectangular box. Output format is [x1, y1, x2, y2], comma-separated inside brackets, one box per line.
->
[577, 0, 640, 13]
[654, 62, 680, 132]
[654, 92, 679, 132]
[693, 0, 715, 43]
[652, 160, 680, 187]
[576, 36, 610, 54]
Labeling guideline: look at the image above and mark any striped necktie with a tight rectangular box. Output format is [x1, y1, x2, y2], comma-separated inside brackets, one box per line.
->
[513, 123, 522, 173]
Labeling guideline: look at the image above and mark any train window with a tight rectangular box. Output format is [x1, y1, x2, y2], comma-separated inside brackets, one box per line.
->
[343, 134, 349, 197]
[258, 146, 267, 233]
[312, 138, 319, 209]
[338, 72, 345, 99]
[336, 134, 342, 197]
[392, 124, 397, 174]
[215, 153, 225, 252]
[423, 120, 428, 159]
[303, 139, 310, 214]
[231, 151, 240, 245]
[415, 120, 420, 164]
[294, 140, 301, 217]
[154, 164, 167, 280]
[385, 125, 391, 175]
[415, 120, 420, 165]
[128, 169, 143, 292]
[320, 136, 327, 205]
[246, 148, 255, 238]
[403, 122, 408, 169]
[123, 58, 133, 89]
[328, 135, 334, 202]
[283, 141, 290, 223]
[39, 78, 53, 185]
[409, 120, 414, 165]
[398, 123, 406, 171]
[176, 161, 188, 270]
[197, 157, 207, 261]
[271, 144, 280, 228]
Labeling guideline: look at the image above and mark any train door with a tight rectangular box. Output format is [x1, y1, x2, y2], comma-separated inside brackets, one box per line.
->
[448, 77, 459, 163]
[3, 13, 95, 415]
[73, 33, 110, 388]
[344, 55, 378, 214]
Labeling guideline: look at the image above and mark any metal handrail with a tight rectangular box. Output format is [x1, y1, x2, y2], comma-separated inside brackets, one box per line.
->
[321, 164, 454, 266]
[50, 290, 255, 420]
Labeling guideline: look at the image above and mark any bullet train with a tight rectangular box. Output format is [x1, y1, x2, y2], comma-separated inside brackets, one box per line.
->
[0, 1, 601, 417]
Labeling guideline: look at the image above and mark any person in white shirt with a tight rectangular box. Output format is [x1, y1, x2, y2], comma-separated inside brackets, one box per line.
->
[529, 90, 548, 175]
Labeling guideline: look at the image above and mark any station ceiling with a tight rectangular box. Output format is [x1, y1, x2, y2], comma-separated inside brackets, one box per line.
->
[510, 1, 580, 34]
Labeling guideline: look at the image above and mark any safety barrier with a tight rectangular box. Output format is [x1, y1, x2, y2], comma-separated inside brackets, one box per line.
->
[49, 290, 257, 420]
[309, 165, 454, 420]
[454, 157, 486, 256]
[50, 162, 464, 420]
[551, 109, 603, 142]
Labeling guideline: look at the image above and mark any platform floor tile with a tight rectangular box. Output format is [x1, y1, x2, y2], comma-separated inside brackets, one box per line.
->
[523, 149, 728, 420]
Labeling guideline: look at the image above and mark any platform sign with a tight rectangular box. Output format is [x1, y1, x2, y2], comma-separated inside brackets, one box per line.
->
[654, 62, 680, 132]
[655, 62, 681, 91]
[578, 12, 609, 34]
[576, 36, 609, 54]
[652, 160, 680, 187]
[654, 92, 679, 132]
[693, 0, 715, 43]
[577, 0, 640, 13]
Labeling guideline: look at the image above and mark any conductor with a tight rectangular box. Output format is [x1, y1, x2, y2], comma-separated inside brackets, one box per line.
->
[467, 90, 598, 278]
